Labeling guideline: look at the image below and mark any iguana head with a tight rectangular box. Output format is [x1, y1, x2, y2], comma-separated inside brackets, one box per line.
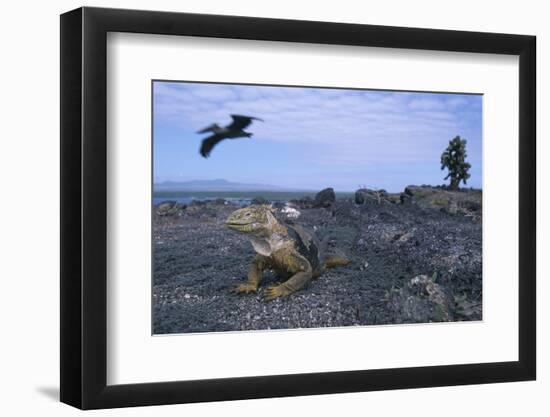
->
[225, 205, 278, 236]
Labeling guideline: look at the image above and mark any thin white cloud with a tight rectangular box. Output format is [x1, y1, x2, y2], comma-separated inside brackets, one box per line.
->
[154, 82, 481, 166]
[446, 96, 470, 108]
[408, 97, 445, 111]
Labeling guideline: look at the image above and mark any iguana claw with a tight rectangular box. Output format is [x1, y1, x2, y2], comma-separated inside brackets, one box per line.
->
[264, 285, 292, 301]
[232, 283, 258, 294]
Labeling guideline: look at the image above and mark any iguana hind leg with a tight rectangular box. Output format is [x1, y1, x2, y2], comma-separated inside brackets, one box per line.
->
[265, 270, 312, 301]
[232, 255, 270, 294]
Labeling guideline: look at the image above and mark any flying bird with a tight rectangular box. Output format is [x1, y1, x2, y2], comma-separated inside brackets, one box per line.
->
[197, 114, 264, 158]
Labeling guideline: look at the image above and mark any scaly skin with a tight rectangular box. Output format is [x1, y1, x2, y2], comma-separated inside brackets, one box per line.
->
[225, 205, 349, 300]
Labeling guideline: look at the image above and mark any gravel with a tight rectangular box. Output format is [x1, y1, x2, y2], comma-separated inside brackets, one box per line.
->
[152, 196, 482, 334]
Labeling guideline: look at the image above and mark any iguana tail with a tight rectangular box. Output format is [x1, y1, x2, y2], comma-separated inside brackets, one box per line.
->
[319, 235, 350, 269]
[325, 255, 351, 268]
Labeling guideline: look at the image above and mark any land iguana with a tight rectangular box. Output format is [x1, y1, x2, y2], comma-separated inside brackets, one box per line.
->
[225, 205, 350, 300]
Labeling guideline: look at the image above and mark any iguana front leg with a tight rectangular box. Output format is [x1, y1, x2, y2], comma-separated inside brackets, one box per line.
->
[232, 254, 270, 294]
[265, 268, 313, 301]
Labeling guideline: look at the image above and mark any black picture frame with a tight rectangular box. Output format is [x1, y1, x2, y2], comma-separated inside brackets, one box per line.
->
[60, 6, 536, 410]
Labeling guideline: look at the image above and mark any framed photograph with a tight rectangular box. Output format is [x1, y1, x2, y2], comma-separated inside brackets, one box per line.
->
[60, 6, 536, 409]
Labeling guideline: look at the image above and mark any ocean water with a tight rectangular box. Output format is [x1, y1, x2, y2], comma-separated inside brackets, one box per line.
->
[152, 191, 353, 206]
[153, 196, 261, 207]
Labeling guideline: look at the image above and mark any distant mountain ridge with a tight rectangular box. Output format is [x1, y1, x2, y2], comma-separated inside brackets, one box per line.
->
[154, 179, 308, 192]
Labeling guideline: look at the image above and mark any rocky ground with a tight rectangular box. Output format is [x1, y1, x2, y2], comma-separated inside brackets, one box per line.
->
[152, 186, 482, 334]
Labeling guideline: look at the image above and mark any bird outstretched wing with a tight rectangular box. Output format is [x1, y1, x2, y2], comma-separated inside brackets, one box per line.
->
[227, 115, 263, 130]
[200, 134, 225, 158]
[197, 123, 218, 134]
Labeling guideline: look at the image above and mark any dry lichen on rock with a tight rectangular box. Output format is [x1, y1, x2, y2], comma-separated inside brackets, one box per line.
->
[386, 274, 455, 323]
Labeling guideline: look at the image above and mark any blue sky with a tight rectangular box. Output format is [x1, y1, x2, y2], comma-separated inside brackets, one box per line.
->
[153, 81, 482, 192]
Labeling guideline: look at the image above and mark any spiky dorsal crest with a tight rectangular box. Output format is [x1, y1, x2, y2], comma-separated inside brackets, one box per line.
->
[265, 209, 278, 228]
